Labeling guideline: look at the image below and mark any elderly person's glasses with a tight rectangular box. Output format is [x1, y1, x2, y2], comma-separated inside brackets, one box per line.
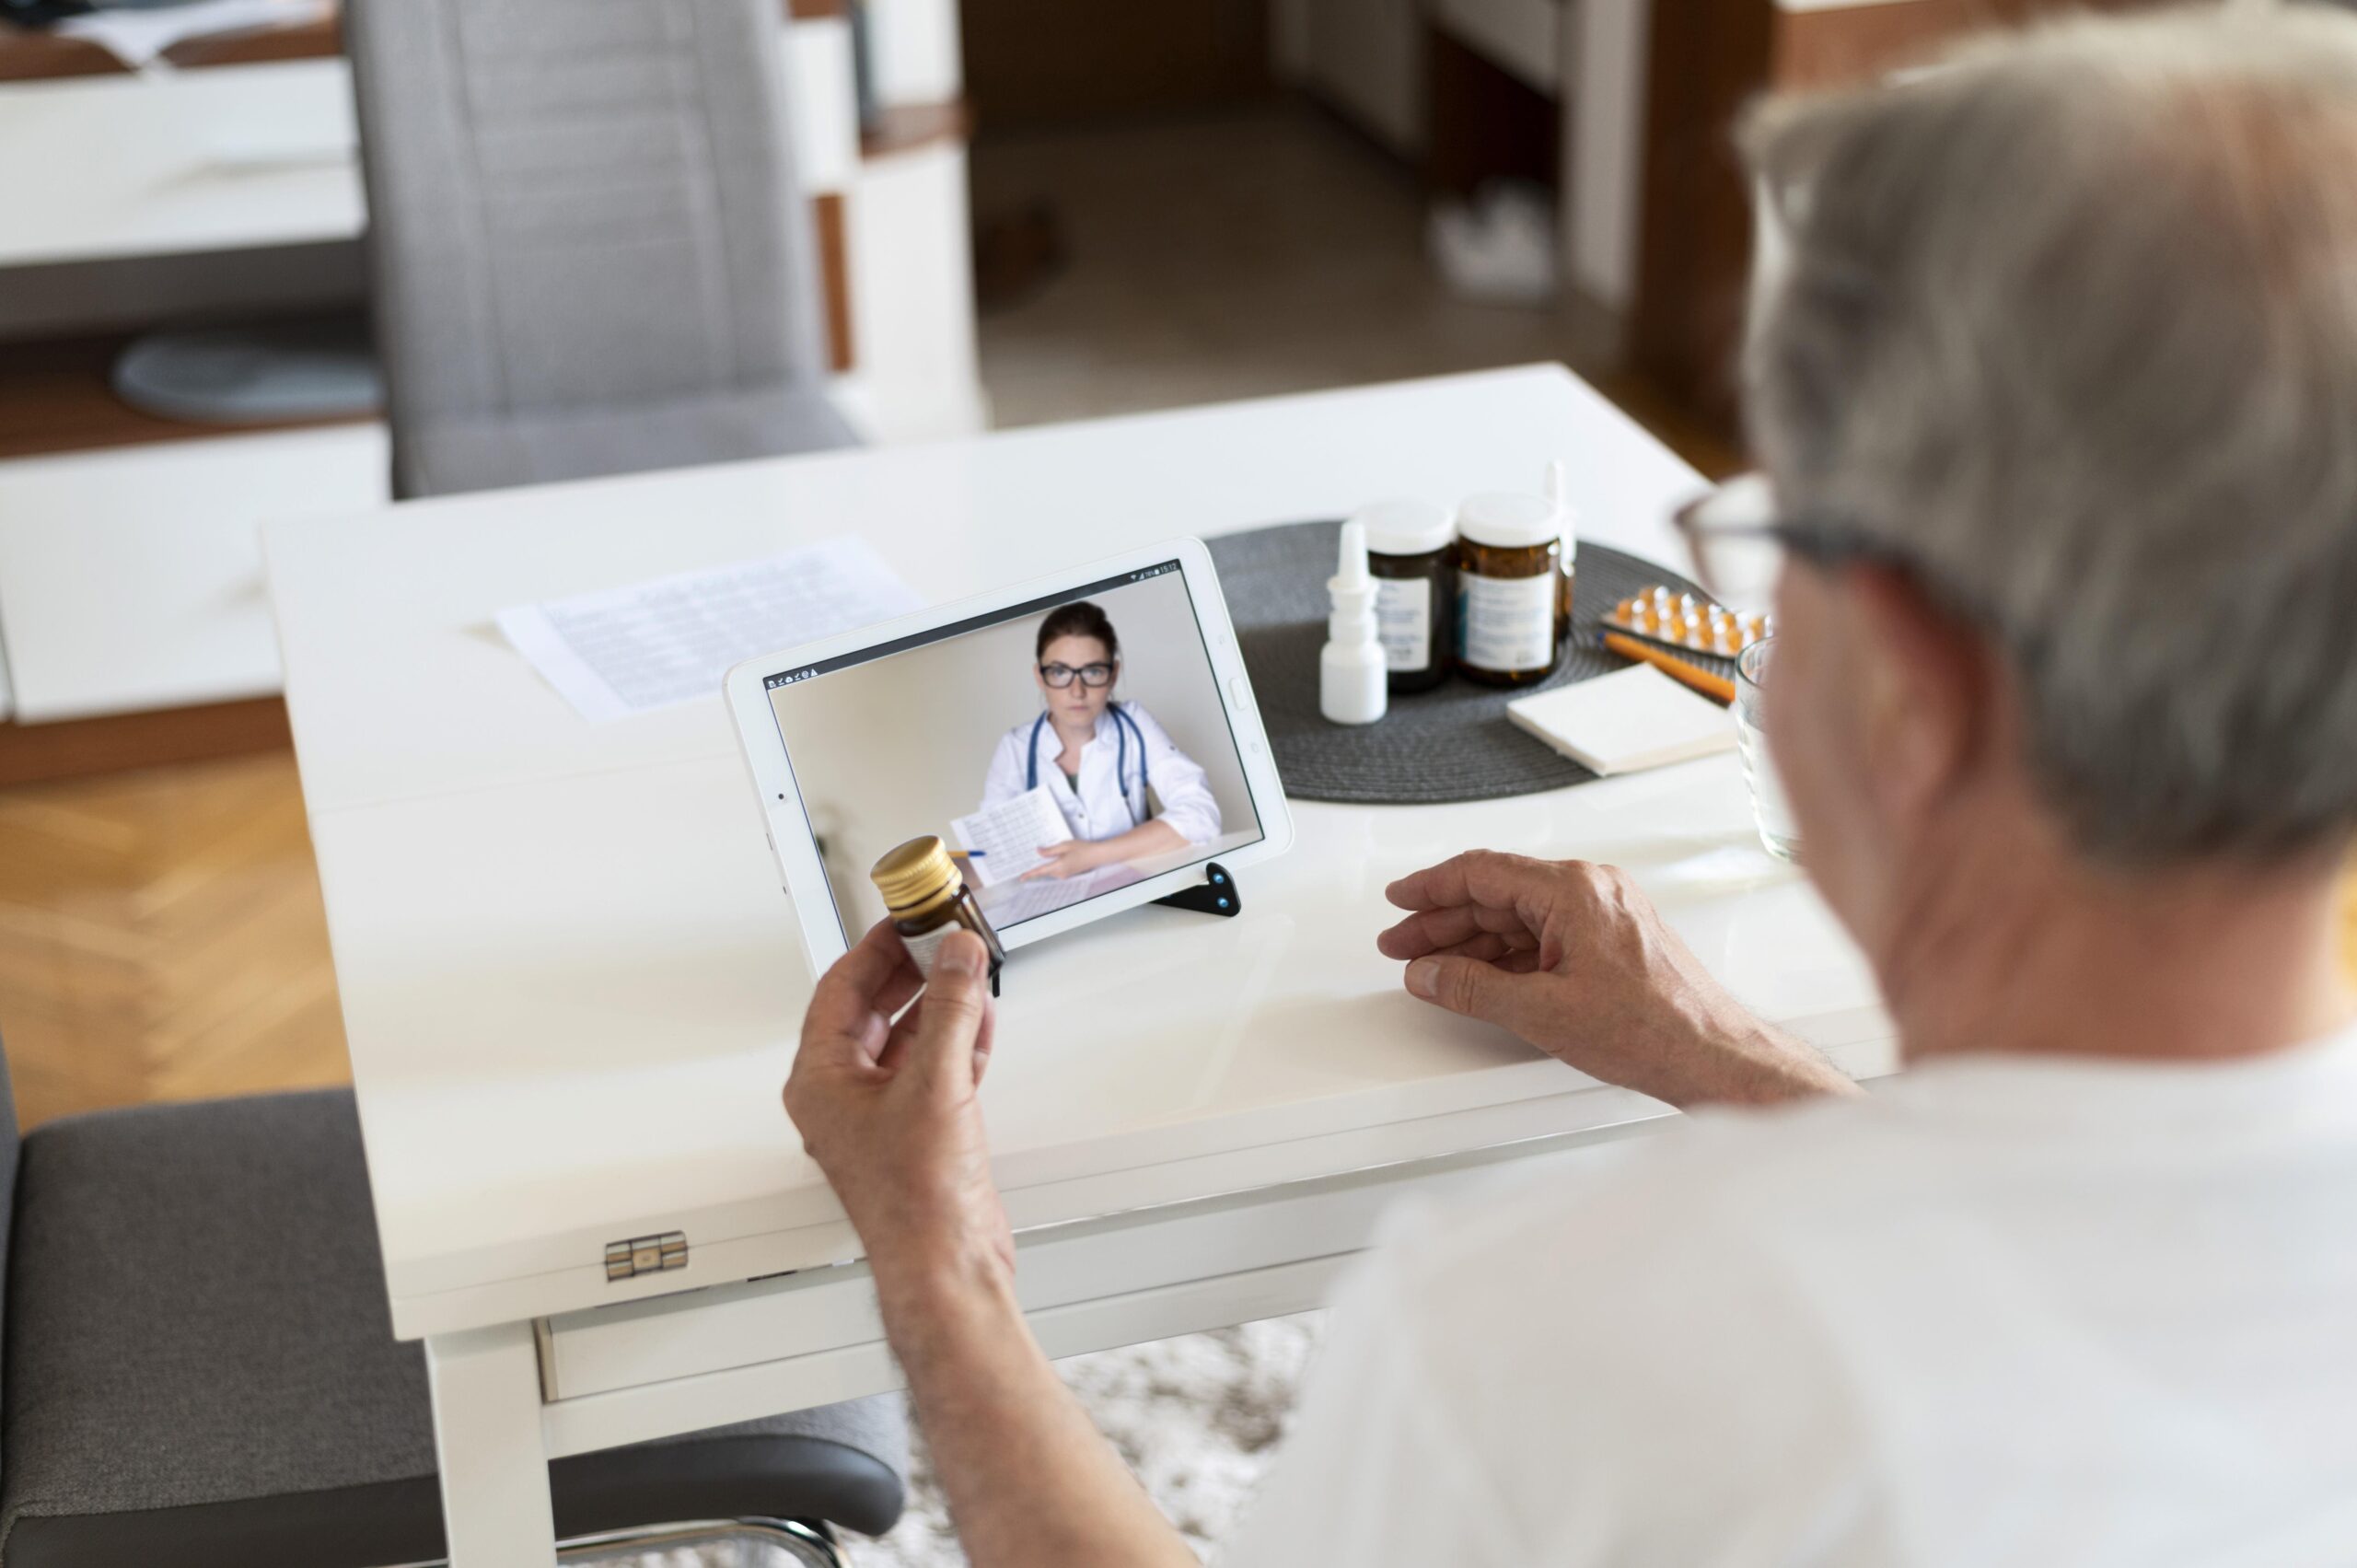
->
[1039, 661, 1116, 689]
[1674, 475, 1993, 630]
[1672, 475, 1817, 610]
[1672, 474, 1908, 609]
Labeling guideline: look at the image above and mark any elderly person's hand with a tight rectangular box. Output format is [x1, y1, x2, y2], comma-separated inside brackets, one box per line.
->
[785, 922, 1014, 1286]
[1378, 851, 1856, 1109]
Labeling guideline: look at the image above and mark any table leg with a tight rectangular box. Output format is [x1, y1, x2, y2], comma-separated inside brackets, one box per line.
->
[425, 1323, 560, 1566]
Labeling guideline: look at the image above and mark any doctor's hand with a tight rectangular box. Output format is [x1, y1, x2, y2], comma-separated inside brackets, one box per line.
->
[1376, 851, 1856, 1109]
[786, 922, 1014, 1292]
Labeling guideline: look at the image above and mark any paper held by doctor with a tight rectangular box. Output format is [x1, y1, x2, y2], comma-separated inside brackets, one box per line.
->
[951, 786, 1072, 887]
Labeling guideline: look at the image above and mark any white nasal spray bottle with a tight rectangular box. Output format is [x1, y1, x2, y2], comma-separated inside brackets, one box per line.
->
[1320, 518, 1388, 726]
[1548, 454, 1577, 599]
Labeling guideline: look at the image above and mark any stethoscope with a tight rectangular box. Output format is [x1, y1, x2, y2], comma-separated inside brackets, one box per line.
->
[1026, 703, 1152, 828]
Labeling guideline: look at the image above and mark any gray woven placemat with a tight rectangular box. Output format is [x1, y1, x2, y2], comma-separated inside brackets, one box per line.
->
[1206, 519, 1730, 805]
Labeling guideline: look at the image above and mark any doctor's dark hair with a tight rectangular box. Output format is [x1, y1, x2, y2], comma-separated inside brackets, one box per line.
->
[1036, 601, 1120, 663]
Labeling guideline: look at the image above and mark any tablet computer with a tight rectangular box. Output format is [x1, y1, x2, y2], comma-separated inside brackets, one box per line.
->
[725, 537, 1294, 974]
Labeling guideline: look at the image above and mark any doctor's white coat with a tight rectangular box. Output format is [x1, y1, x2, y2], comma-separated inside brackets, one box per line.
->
[979, 702, 1223, 846]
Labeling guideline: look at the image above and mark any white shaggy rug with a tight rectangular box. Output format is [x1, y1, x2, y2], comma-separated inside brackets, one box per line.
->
[617, 1314, 1327, 1567]
[851, 1313, 1328, 1565]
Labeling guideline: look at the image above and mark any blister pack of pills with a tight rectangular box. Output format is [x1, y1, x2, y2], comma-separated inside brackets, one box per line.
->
[1605, 587, 1771, 657]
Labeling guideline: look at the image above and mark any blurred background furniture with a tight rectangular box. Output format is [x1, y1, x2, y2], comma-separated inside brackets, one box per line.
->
[0, 1047, 906, 1567]
[0, 0, 2190, 772]
[345, 0, 856, 499]
[1629, 0, 2161, 436]
[0, 0, 975, 754]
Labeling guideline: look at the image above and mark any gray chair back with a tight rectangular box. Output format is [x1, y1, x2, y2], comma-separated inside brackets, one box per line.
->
[344, 0, 851, 498]
[0, 1040, 17, 1491]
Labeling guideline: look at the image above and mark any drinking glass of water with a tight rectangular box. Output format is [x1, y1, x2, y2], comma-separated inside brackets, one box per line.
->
[1735, 638, 1800, 863]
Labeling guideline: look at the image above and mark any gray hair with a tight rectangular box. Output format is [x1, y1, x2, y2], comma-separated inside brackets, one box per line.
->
[1741, 3, 2357, 865]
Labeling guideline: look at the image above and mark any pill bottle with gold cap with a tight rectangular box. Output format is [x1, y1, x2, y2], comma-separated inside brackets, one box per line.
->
[1454, 489, 1567, 687]
[869, 836, 1005, 991]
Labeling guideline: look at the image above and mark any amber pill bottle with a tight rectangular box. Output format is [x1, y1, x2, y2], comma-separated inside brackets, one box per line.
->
[1454, 493, 1567, 687]
[1357, 498, 1457, 693]
[870, 835, 1005, 992]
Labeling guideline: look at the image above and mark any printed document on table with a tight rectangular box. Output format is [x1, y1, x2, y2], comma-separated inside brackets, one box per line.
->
[950, 786, 1074, 887]
[496, 539, 920, 722]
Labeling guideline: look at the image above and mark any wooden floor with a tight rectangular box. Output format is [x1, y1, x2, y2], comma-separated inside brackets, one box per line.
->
[0, 752, 347, 1127]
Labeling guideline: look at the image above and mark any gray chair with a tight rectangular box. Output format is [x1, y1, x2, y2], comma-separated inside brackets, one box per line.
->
[0, 1054, 906, 1566]
[345, 0, 858, 499]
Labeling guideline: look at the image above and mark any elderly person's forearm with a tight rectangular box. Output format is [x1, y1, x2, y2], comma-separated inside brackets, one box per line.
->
[876, 1250, 1202, 1568]
[1379, 851, 1862, 1108]
[786, 927, 1197, 1567]
[1681, 1017, 1862, 1109]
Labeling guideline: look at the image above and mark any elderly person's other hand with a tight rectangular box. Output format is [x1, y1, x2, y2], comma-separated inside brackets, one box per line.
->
[785, 923, 1013, 1288]
[1378, 851, 1855, 1108]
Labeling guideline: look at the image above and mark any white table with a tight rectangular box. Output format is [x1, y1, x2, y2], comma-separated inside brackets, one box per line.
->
[264, 364, 1892, 1564]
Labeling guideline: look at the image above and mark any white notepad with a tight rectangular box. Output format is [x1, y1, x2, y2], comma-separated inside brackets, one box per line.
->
[1506, 665, 1736, 776]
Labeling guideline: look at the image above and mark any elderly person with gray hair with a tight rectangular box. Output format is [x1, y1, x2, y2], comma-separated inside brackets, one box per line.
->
[782, 6, 2357, 1563]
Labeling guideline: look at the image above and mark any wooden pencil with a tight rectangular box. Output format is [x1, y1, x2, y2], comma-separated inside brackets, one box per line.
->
[1598, 630, 1739, 704]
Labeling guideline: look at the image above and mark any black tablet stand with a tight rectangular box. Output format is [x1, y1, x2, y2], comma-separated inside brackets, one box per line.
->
[1152, 861, 1240, 917]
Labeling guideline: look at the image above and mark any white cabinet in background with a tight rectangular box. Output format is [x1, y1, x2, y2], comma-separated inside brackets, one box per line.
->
[0, 4, 981, 726]
[0, 21, 878, 334]
[0, 425, 388, 722]
[839, 143, 988, 444]
[0, 60, 361, 274]
[867, 0, 964, 103]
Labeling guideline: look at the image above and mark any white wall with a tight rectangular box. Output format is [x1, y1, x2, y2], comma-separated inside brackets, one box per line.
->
[1567, 0, 1653, 312]
[770, 570, 1255, 932]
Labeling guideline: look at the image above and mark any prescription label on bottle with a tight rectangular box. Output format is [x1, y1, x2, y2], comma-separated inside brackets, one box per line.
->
[1374, 577, 1433, 671]
[1459, 572, 1558, 672]
[900, 923, 953, 980]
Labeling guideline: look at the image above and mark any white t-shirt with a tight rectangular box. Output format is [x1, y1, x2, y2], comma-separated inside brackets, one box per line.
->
[1224, 1028, 2357, 1566]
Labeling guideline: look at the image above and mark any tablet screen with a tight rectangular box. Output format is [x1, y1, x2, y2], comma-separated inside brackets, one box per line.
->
[763, 559, 1265, 945]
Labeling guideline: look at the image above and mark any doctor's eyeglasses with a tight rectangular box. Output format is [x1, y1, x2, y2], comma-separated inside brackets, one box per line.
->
[1039, 661, 1116, 689]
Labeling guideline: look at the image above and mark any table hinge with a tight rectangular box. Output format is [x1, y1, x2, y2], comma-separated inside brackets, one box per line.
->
[604, 1230, 688, 1281]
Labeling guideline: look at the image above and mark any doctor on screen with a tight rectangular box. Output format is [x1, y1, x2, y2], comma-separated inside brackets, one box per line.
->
[980, 600, 1222, 880]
